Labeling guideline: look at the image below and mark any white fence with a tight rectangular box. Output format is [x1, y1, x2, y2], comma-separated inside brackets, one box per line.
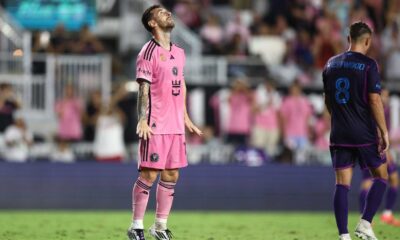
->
[0, 53, 111, 120]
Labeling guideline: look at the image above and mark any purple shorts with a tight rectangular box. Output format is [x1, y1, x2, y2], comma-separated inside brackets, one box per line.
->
[362, 160, 398, 179]
[330, 144, 386, 170]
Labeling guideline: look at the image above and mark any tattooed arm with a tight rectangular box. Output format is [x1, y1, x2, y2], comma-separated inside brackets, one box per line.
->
[136, 81, 153, 140]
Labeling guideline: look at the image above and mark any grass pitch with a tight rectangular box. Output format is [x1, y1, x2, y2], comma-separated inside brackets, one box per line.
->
[0, 211, 399, 240]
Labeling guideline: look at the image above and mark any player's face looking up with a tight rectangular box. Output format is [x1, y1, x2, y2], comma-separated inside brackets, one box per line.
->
[149, 8, 175, 31]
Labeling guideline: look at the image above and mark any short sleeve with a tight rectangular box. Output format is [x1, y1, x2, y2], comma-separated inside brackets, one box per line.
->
[136, 52, 154, 83]
[367, 61, 381, 94]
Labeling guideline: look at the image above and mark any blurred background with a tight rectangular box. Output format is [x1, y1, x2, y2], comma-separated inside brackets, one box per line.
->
[0, 0, 399, 211]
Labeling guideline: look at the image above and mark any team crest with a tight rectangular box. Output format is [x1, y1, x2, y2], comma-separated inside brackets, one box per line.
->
[160, 54, 167, 61]
[150, 153, 159, 162]
[172, 67, 178, 76]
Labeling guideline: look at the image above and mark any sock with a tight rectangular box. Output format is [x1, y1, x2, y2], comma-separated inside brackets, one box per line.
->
[385, 187, 398, 212]
[132, 177, 153, 229]
[362, 178, 387, 223]
[334, 184, 350, 235]
[359, 189, 368, 214]
[155, 218, 168, 231]
[155, 180, 176, 229]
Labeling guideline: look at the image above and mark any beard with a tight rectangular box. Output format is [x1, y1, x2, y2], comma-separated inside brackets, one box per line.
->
[159, 18, 175, 31]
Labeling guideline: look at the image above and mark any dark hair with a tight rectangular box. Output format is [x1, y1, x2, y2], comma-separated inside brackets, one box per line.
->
[142, 5, 161, 32]
[0, 83, 11, 90]
[349, 22, 372, 41]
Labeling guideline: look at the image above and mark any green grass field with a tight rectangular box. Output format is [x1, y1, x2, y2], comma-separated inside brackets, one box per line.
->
[0, 211, 399, 240]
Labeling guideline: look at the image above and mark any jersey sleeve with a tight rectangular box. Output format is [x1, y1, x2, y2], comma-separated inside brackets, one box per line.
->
[136, 51, 154, 84]
[367, 61, 381, 94]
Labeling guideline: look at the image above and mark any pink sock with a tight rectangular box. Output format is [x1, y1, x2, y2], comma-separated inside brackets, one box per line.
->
[132, 177, 153, 221]
[156, 181, 176, 219]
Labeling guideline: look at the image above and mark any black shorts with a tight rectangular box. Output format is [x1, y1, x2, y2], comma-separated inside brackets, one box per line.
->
[330, 144, 386, 170]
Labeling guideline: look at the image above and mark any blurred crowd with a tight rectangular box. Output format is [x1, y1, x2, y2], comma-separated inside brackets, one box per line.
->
[0, 79, 331, 166]
[163, 0, 400, 85]
[32, 24, 105, 55]
[0, 82, 138, 163]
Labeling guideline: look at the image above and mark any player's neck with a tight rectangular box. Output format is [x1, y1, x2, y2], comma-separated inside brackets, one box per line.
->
[153, 31, 171, 51]
[348, 45, 367, 55]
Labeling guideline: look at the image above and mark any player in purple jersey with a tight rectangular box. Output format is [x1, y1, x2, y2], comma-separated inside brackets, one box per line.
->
[359, 88, 400, 227]
[127, 5, 202, 240]
[323, 22, 389, 240]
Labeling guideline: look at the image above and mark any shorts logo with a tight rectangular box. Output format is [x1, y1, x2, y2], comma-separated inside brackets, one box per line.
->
[172, 66, 178, 76]
[151, 123, 156, 128]
[150, 153, 159, 162]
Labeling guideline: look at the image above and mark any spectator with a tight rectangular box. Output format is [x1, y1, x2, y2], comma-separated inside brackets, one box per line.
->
[225, 12, 251, 44]
[93, 103, 126, 162]
[50, 137, 75, 163]
[113, 83, 138, 144]
[200, 14, 224, 54]
[3, 113, 32, 162]
[83, 90, 102, 141]
[173, 0, 201, 30]
[0, 83, 21, 133]
[53, 84, 82, 162]
[250, 80, 281, 157]
[382, 20, 400, 81]
[280, 81, 312, 155]
[74, 25, 105, 54]
[313, 14, 343, 69]
[313, 108, 330, 151]
[55, 84, 83, 142]
[226, 77, 254, 145]
[225, 33, 248, 56]
[50, 24, 70, 54]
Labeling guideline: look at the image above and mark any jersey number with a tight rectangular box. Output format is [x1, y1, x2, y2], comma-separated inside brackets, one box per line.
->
[335, 77, 350, 104]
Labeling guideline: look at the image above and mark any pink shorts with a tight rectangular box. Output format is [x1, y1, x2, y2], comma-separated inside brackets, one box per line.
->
[138, 134, 187, 170]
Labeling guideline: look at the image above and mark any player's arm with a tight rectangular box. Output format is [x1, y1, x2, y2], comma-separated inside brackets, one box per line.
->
[369, 93, 389, 152]
[136, 80, 153, 140]
[183, 83, 202, 136]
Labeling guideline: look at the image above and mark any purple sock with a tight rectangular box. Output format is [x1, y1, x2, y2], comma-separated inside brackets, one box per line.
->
[362, 179, 387, 223]
[385, 187, 398, 211]
[359, 189, 368, 214]
[334, 184, 350, 235]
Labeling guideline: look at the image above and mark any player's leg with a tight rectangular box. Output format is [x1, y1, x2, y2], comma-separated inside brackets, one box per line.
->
[355, 162, 388, 240]
[128, 136, 167, 240]
[128, 168, 159, 240]
[381, 161, 400, 226]
[149, 135, 187, 239]
[154, 169, 179, 232]
[335, 167, 353, 240]
[330, 146, 354, 239]
[359, 170, 373, 214]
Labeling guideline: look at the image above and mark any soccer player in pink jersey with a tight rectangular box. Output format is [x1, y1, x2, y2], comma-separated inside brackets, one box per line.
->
[127, 5, 202, 240]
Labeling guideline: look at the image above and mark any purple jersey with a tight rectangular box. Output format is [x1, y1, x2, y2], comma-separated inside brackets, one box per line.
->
[323, 51, 381, 146]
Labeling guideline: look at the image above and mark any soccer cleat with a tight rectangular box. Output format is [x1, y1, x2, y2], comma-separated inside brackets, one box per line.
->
[339, 233, 352, 240]
[355, 219, 378, 240]
[380, 213, 400, 227]
[149, 224, 173, 240]
[127, 228, 146, 240]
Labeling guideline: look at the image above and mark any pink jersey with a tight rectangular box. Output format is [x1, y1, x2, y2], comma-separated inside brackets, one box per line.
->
[136, 39, 186, 134]
[227, 92, 252, 134]
[55, 98, 82, 140]
[280, 96, 312, 138]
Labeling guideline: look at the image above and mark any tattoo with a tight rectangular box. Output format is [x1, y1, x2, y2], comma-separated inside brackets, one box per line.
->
[137, 82, 150, 121]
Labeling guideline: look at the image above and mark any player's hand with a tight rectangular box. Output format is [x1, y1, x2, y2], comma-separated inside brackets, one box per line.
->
[185, 118, 203, 136]
[136, 119, 153, 140]
[379, 131, 390, 153]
